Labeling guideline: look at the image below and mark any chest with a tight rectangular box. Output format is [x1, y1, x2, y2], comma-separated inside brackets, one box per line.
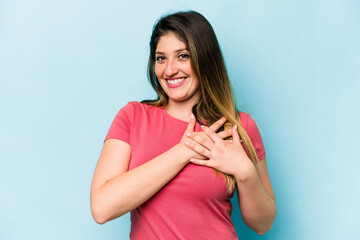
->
[127, 113, 231, 202]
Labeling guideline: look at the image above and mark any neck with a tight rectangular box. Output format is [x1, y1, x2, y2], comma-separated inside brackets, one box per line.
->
[166, 98, 198, 122]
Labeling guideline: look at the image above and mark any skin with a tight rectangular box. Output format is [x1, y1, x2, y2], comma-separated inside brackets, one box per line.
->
[90, 117, 231, 224]
[90, 32, 276, 235]
[155, 32, 200, 121]
[185, 126, 277, 234]
[90, 33, 227, 224]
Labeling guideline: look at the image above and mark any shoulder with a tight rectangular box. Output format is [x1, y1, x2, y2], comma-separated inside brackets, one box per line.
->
[239, 111, 266, 160]
[239, 111, 261, 141]
[126, 101, 158, 110]
[119, 101, 162, 118]
[239, 112, 252, 129]
[120, 101, 152, 113]
[122, 101, 143, 111]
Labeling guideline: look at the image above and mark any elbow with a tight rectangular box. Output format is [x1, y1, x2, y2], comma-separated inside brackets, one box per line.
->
[256, 228, 270, 236]
[90, 200, 128, 224]
[91, 206, 108, 225]
[91, 191, 112, 224]
[246, 221, 274, 236]
[93, 216, 107, 225]
[91, 199, 114, 225]
[255, 211, 277, 235]
[94, 217, 106, 225]
[251, 208, 277, 235]
[255, 223, 274, 235]
[90, 189, 129, 224]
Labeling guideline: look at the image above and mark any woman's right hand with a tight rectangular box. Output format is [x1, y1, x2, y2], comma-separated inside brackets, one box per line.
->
[178, 115, 232, 161]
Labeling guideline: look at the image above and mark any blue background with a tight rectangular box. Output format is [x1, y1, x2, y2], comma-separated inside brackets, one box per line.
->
[1, 0, 359, 239]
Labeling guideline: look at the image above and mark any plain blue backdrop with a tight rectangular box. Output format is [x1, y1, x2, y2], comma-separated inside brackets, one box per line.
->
[1, 0, 359, 239]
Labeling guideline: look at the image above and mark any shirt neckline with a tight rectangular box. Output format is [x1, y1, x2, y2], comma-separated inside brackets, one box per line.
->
[142, 102, 189, 124]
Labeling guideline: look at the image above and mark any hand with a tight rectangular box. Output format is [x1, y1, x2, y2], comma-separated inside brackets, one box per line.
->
[184, 124, 254, 178]
[179, 116, 233, 161]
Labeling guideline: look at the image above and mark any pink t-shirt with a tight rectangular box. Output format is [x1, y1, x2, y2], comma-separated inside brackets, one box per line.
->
[105, 101, 266, 240]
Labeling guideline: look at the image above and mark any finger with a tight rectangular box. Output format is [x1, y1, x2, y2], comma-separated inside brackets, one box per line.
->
[185, 141, 211, 157]
[232, 125, 241, 145]
[190, 158, 213, 167]
[201, 125, 223, 144]
[186, 132, 213, 150]
[208, 117, 227, 132]
[217, 128, 232, 139]
[225, 138, 242, 145]
[185, 114, 196, 133]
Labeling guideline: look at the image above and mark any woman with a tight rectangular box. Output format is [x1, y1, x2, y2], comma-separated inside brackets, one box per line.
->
[91, 11, 276, 239]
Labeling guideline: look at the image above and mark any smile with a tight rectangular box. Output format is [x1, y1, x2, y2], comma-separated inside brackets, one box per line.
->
[166, 77, 187, 88]
[167, 77, 186, 84]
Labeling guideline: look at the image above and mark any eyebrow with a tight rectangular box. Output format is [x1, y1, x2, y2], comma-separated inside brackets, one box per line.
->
[155, 48, 189, 55]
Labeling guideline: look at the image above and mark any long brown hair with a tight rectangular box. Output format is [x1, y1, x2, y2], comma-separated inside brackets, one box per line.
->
[143, 11, 259, 193]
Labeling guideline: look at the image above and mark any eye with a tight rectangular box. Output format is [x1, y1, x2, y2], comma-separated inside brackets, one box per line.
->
[156, 56, 165, 62]
[179, 54, 190, 60]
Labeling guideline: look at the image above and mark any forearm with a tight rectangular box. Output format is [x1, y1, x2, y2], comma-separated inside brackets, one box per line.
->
[235, 164, 277, 235]
[91, 144, 190, 224]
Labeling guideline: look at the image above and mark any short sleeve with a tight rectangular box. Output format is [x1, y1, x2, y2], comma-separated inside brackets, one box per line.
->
[104, 102, 133, 144]
[240, 113, 266, 161]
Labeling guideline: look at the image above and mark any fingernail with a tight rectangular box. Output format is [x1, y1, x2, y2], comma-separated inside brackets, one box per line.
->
[185, 141, 190, 146]
[234, 125, 238, 130]
[191, 114, 194, 119]
[186, 132, 191, 137]
[201, 125, 204, 128]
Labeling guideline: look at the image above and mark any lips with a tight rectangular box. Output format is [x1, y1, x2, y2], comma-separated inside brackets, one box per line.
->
[165, 77, 187, 88]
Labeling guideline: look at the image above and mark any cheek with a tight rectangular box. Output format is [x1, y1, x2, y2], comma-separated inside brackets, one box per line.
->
[185, 63, 194, 76]
[154, 64, 163, 79]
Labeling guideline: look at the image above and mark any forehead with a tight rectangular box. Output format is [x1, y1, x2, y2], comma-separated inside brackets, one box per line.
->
[156, 32, 188, 52]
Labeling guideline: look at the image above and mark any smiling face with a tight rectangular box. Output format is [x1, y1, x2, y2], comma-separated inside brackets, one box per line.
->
[155, 32, 200, 106]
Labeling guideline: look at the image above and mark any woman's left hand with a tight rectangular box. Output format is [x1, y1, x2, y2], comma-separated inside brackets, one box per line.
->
[184, 125, 254, 178]
[186, 123, 277, 235]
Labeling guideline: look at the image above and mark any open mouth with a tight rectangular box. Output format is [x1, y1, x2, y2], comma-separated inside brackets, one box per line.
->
[166, 77, 187, 88]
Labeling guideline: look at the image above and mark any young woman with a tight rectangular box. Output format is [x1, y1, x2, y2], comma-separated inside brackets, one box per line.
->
[91, 11, 276, 239]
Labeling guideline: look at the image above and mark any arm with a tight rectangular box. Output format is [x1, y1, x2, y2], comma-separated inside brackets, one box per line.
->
[185, 125, 276, 235]
[235, 157, 276, 235]
[90, 117, 231, 224]
[90, 117, 195, 224]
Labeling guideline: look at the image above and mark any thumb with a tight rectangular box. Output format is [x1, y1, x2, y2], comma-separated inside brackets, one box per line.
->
[185, 114, 196, 133]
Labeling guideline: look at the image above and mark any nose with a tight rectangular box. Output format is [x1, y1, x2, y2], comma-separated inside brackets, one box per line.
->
[165, 59, 178, 76]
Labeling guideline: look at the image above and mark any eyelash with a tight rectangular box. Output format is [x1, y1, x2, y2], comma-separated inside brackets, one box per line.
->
[179, 54, 190, 60]
[156, 56, 165, 61]
[155, 54, 190, 62]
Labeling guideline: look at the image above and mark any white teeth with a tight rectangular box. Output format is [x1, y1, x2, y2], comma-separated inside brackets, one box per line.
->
[168, 77, 185, 85]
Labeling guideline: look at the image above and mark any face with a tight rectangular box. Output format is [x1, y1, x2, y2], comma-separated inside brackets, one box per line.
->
[155, 32, 200, 106]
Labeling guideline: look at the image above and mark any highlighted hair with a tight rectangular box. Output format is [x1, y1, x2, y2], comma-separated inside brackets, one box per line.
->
[143, 11, 259, 193]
